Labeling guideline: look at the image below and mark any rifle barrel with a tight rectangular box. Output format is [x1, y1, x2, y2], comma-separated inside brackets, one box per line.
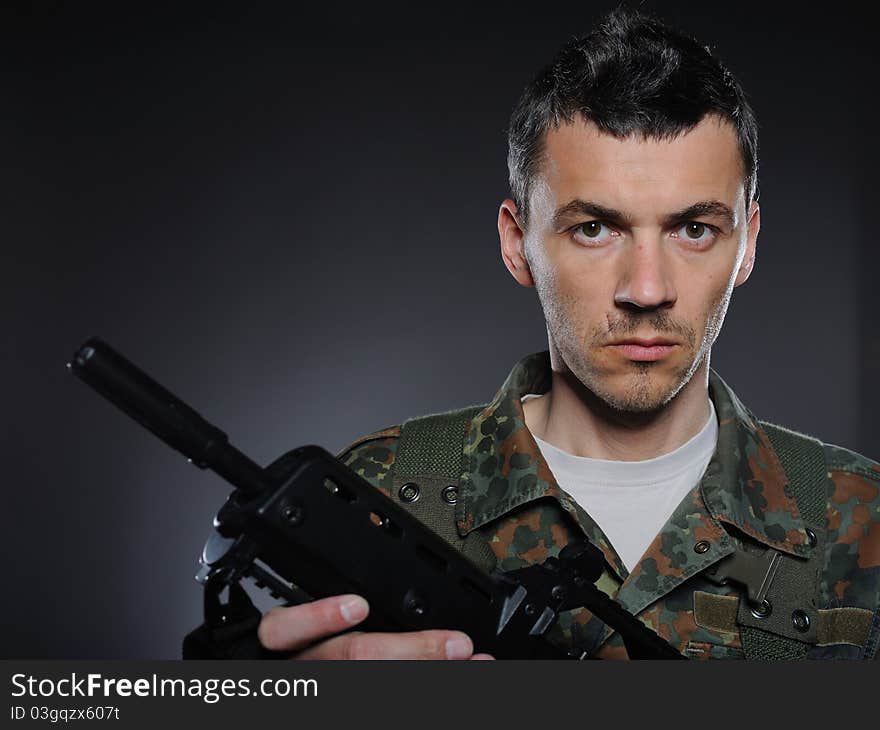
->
[69, 338, 269, 496]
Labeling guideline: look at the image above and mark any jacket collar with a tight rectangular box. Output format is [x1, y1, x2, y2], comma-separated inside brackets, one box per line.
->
[456, 351, 812, 564]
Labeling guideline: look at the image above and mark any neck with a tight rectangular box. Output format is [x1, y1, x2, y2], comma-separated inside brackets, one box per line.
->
[523, 357, 712, 461]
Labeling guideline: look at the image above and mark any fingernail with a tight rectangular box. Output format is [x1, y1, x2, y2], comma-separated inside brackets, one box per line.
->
[445, 635, 472, 660]
[339, 596, 368, 624]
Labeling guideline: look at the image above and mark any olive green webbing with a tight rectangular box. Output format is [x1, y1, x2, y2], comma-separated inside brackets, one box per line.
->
[395, 406, 482, 479]
[694, 592, 874, 646]
[740, 422, 829, 660]
[760, 423, 829, 528]
[394, 405, 497, 572]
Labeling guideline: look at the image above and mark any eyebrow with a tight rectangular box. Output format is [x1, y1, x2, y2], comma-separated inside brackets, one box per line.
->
[551, 199, 737, 231]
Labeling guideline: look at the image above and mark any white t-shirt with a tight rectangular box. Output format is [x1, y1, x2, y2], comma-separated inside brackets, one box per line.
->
[522, 395, 718, 573]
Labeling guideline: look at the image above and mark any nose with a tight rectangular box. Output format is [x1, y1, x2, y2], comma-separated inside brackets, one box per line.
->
[613, 234, 677, 311]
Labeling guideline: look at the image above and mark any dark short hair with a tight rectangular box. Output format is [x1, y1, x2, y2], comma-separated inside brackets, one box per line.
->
[507, 7, 758, 226]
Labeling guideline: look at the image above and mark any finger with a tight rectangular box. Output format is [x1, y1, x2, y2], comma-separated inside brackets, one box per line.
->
[258, 594, 369, 652]
[294, 630, 474, 660]
[470, 653, 495, 660]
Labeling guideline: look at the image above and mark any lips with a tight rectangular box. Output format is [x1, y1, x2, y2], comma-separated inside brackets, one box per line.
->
[608, 338, 678, 361]
[610, 337, 678, 347]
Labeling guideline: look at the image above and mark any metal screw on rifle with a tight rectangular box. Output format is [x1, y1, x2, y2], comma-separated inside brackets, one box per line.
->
[403, 591, 428, 617]
[282, 505, 305, 526]
[524, 603, 536, 616]
[551, 585, 568, 602]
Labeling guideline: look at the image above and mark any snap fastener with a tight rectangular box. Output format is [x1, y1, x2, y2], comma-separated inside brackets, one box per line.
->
[441, 485, 458, 504]
[792, 609, 811, 632]
[750, 600, 772, 619]
[693, 540, 710, 554]
[805, 528, 817, 548]
[398, 483, 420, 503]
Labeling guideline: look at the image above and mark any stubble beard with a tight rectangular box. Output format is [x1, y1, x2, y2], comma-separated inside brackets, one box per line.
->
[536, 278, 733, 417]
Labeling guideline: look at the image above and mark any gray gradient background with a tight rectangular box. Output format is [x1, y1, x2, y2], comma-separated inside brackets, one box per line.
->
[4, 2, 878, 658]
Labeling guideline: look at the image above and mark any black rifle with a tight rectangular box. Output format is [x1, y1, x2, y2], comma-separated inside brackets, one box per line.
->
[69, 338, 685, 660]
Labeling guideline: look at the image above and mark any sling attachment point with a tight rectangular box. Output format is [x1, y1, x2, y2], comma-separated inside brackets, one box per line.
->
[703, 547, 784, 607]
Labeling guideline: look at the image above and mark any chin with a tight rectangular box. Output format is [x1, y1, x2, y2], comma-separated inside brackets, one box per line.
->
[604, 386, 671, 415]
[597, 366, 689, 414]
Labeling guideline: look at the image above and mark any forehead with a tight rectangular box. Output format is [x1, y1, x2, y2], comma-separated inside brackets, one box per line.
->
[534, 115, 745, 218]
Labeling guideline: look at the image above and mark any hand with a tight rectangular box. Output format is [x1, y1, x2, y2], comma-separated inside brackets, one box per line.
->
[258, 594, 495, 660]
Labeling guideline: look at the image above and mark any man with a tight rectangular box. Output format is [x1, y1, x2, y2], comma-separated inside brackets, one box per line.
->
[256, 7, 880, 660]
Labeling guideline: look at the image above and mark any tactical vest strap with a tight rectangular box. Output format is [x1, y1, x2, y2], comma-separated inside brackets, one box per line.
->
[392, 405, 497, 573]
[760, 422, 829, 527]
[737, 421, 831, 660]
[694, 592, 874, 648]
[395, 407, 480, 479]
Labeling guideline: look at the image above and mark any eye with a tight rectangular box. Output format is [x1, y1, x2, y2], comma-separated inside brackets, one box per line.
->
[673, 222, 717, 247]
[571, 221, 617, 246]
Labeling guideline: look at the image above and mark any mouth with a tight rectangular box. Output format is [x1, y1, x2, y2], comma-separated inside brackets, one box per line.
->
[607, 338, 678, 362]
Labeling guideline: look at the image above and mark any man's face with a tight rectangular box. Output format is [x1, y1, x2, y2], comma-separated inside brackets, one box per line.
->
[499, 115, 760, 414]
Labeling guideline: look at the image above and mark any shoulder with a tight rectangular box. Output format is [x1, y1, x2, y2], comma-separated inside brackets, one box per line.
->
[820, 441, 880, 536]
[823, 442, 880, 484]
[776, 431, 880, 529]
[335, 425, 403, 497]
[816, 440, 880, 523]
[815, 441, 880, 610]
[334, 403, 486, 496]
[760, 419, 879, 502]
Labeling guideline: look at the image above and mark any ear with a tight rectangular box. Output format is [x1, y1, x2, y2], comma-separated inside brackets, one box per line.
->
[498, 198, 534, 287]
[734, 199, 760, 287]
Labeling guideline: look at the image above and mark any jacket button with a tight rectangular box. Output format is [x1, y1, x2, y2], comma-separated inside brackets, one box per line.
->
[693, 540, 710, 554]
[792, 609, 811, 632]
[805, 528, 817, 548]
[398, 483, 420, 503]
[441, 485, 458, 504]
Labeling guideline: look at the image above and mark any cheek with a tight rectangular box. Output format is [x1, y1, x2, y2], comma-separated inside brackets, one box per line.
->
[682, 257, 738, 312]
[548, 254, 609, 298]
[549, 270, 607, 322]
[698, 275, 736, 333]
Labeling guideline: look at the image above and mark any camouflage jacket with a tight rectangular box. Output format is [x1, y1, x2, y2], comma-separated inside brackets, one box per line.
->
[338, 352, 880, 660]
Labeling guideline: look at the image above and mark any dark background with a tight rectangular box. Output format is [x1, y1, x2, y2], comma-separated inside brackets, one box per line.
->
[4, 1, 878, 658]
